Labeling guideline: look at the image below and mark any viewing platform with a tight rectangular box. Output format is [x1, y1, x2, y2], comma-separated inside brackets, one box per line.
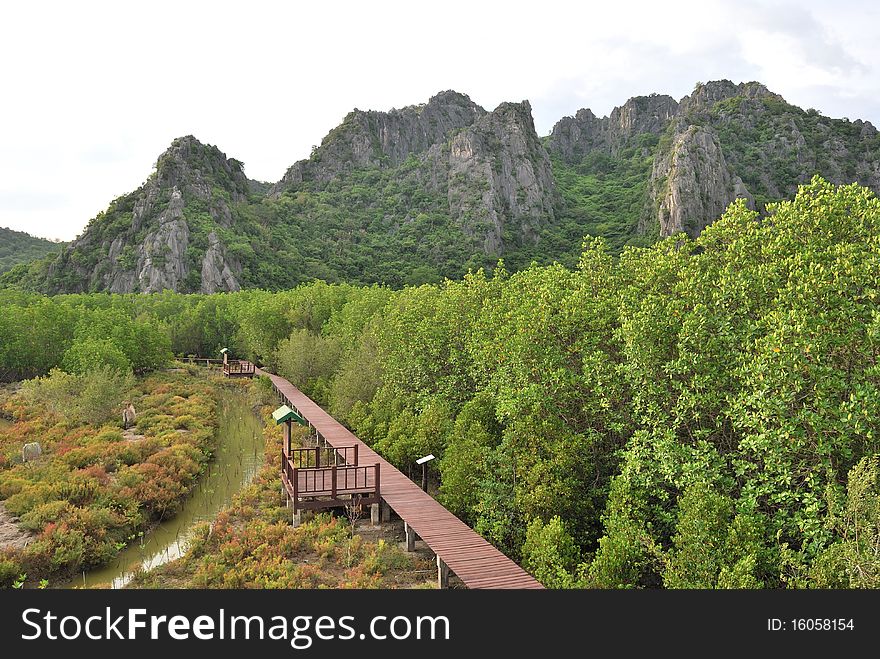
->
[262, 368, 543, 590]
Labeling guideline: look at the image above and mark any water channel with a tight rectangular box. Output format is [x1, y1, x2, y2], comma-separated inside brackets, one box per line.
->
[70, 392, 264, 588]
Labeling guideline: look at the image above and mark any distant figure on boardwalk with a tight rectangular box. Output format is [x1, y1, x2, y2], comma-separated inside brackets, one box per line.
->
[122, 402, 137, 429]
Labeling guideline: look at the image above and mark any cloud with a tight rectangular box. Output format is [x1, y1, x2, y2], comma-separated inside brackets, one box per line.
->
[736, 0, 867, 74]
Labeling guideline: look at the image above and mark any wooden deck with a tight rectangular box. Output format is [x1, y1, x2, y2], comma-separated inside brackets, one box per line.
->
[258, 367, 543, 590]
[223, 359, 255, 378]
[281, 448, 381, 511]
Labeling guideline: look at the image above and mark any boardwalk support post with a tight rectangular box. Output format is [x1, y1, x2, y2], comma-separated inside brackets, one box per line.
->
[292, 465, 300, 525]
[404, 522, 416, 552]
[371, 503, 380, 526]
[437, 556, 449, 589]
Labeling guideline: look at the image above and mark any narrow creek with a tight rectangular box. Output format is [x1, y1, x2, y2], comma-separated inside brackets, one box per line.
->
[69, 391, 265, 589]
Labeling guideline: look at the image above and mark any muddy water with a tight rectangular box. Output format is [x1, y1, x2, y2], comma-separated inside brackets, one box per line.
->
[71, 392, 264, 589]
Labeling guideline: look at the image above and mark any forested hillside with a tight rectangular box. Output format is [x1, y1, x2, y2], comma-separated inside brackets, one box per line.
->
[2, 177, 878, 588]
[4, 81, 880, 294]
[0, 228, 66, 273]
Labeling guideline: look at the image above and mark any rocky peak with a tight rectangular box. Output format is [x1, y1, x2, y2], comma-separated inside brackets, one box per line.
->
[154, 135, 250, 203]
[42, 135, 246, 294]
[546, 109, 603, 162]
[678, 80, 780, 115]
[271, 91, 485, 195]
[610, 94, 679, 140]
[428, 99, 558, 256]
[650, 125, 753, 238]
[547, 94, 678, 162]
[853, 119, 878, 139]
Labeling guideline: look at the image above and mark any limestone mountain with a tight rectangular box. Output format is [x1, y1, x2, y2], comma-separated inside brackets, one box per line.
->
[13, 136, 257, 294]
[5, 81, 880, 294]
[271, 90, 485, 192]
[270, 92, 558, 263]
[6, 92, 561, 292]
[656, 80, 880, 235]
[0, 227, 67, 274]
[548, 80, 880, 245]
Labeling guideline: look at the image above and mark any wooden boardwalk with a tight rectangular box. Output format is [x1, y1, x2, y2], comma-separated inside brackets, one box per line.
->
[257, 368, 543, 590]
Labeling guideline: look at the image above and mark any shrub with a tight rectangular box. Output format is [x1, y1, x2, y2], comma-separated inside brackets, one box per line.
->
[20, 366, 135, 425]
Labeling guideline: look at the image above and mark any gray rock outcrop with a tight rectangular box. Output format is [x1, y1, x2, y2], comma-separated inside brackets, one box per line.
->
[650, 125, 753, 237]
[200, 231, 241, 293]
[425, 100, 558, 255]
[271, 90, 485, 195]
[548, 94, 679, 161]
[44, 136, 248, 293]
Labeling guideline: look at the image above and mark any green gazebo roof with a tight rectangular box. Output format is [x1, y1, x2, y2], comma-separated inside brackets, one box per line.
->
[272, 404, 308, 426]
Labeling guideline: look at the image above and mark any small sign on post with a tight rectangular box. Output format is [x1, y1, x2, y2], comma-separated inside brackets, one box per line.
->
[416, 454, 435, 492]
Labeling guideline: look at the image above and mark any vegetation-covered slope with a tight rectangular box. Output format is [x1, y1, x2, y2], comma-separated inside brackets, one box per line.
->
[548, 81, 880, 245]
[0, 227, 66, 273]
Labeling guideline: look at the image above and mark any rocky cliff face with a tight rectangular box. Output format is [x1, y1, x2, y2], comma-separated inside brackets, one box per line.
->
[650, 125, 752, 237]
[44, 136, 248, 293]
[273, 92, 557, 257]
[677, 80, 780, 116]
[548, 94, 678, 161]
[549, 79, 880, 239]
[271, 90, 485, 194]
[426, 101, 558, 255]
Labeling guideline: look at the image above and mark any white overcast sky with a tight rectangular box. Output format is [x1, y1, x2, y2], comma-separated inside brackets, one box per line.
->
[1, 0, 878, 241]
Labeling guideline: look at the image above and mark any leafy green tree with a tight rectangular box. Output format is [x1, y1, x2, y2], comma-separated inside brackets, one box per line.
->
[20, 366, 136, 424]
[810, 457, 880, 588]
[662, 483, 766, 589]
[522, 516, 581, 588]
[62, 337, 132, 374]
[274, 329, 342, 403]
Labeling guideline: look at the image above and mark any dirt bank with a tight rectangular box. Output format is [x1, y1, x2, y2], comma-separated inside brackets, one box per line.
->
[0, 502, 33, 551]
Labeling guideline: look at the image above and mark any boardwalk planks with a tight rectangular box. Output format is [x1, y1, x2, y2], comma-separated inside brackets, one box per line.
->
[258, 368, 543, 590]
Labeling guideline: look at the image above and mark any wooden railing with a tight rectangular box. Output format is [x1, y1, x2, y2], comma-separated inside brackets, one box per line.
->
[223, 360, 255, 377]
[286, 445, 358, 468]
[281, 453, 380, 512]
[180, 357, 224, 366]
[293, 463, 379, 496]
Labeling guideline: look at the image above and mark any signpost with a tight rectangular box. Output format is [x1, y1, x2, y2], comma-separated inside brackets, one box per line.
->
[416, 454, 435, 493]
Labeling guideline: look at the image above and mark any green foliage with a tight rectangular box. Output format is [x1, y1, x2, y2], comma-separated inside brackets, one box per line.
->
[550, 142, 656, 255]
[62, 338, 132, 374]
[0, 292, 171, 382]
[809, 457, 880, 588]
[20, 366, 136, 424]
[522, 516, 581, 588]
[275, 330, 342, 404]
[0, 371, 223, 583]
[0, 227, 66, 273]
[696, 94, 880, 208]
[662, 483, 765, 588]
[1, 177, 879, 590]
